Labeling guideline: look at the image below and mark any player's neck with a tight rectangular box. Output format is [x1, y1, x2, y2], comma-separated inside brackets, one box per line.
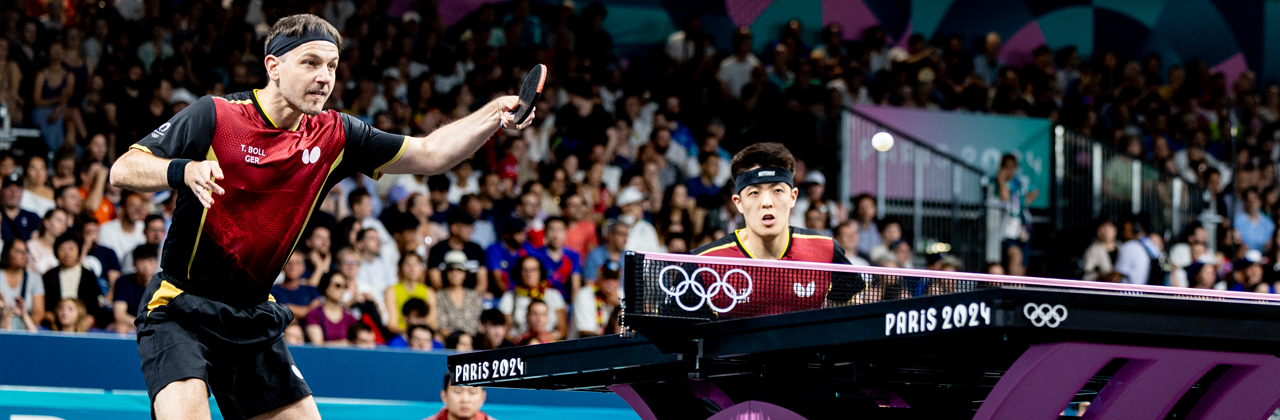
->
[740, 228, 788, 260]
[257, 85, 304, 131]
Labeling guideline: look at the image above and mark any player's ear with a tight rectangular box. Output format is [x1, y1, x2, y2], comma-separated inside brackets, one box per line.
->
[264, 55, 281, 81]
[732, 194, 744, 213]
[790, 186, 799, 201]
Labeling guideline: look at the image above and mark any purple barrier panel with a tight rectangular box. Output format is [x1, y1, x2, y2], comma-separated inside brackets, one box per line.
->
[1185, 363, 1280, 420]
[974, 342, 1280, 420]
[686, 380, 735, 410]
[607, 384, 658, 420]
[705, 400, 807, 420]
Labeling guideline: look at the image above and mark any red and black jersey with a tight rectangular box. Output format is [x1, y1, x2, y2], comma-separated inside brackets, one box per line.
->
[131, 90, 407, 304]
[691, 227, 860, 315]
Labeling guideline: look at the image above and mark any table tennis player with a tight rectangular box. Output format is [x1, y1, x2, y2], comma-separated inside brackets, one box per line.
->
[692, 142, 861, 310]
[109, 15, 534, 420]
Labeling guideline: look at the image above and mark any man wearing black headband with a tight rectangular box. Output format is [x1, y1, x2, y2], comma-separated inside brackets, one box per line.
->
[693, 143, 860, 312]
[109, 15, 534, 420]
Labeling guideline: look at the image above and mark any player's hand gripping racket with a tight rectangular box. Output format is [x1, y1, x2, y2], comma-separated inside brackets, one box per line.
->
[507, 64, 545, 128]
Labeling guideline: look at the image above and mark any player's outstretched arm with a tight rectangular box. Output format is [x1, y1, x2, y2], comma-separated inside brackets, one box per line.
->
[381, 95, 533, 176]
[111, 149, 226, 208]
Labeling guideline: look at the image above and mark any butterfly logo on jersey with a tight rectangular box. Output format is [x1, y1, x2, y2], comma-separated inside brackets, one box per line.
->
[301, 146, 322, 164]
[793, 281, 816, 298]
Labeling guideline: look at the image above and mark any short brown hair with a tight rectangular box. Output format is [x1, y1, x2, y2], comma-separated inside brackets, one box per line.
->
[730, 142, 796, 178]
[263, 14, 343, 57]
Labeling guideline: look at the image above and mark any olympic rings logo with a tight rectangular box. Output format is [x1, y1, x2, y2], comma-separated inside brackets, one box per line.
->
[1023, 303, 1069, 328]
[658, 265, 753, 313]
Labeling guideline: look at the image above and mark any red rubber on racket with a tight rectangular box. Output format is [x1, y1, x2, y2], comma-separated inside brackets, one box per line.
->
[510, 64, 546, 126]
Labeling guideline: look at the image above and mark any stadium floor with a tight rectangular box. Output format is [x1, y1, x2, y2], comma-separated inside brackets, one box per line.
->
[0, 386, 640, 420]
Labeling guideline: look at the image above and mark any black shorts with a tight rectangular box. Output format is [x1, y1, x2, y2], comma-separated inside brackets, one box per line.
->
[135, 273, 311, 420]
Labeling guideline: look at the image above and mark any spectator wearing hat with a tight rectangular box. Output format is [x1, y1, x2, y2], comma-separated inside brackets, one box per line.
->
[1, 174, 41, 241]
[474, 308, 516, 351]
[428, 211, 489, 294]
[574, 261, 623, 337]
[486, 218, 532, 293]
[532, 217, 583, 300]
[1230, 250, 1271, 293]
[1186, 257, 1222, 290]
[790, 171, 842, 228]
[436, 250, 483, 337]
[109, 244, 159, 333]
[1114, 222, 1165, 285]
[616, 187, 662, 253]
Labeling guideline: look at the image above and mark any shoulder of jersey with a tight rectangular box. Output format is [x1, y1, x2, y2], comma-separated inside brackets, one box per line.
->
[791, 227, 833, 240]
[692, 234, 740, 256]
[214, 91, 254, 105]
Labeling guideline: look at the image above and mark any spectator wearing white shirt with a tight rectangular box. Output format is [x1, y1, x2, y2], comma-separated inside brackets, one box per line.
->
[354, 228, 395, 322]
[121, 214, 165, 270]
[1114, 222, 1164, 285]
[574, 261, 622, 338]
[717, 28, 761, 100]
[349, 188, 398, 272]
[498, 255, 567, 339]
[97, 192, 147, 258]
[616, 188, 662, 253]
[665, 13, 714, 65]
[834, 221, 870, 266]
[446, 160, 481, 205]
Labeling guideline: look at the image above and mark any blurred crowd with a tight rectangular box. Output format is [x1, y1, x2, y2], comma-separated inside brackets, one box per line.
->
[1, 0, 1276, 353]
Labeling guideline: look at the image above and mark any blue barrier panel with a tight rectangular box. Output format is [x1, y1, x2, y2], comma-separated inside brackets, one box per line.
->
[0, 332, 629, 409]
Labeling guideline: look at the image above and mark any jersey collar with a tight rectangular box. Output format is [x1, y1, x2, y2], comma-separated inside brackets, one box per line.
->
[733, 226, 794, 260]
[250, 89, 303, 131]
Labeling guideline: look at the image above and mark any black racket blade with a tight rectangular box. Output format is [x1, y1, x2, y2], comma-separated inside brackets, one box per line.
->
[511, 64, 545, 126]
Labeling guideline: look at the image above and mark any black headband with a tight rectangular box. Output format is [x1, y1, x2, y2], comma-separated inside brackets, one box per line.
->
[734, 167, 794, 194]
[266, 28, 338, 58]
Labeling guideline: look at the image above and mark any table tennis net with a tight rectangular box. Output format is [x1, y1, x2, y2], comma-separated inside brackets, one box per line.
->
[621, 251, 1280, 323]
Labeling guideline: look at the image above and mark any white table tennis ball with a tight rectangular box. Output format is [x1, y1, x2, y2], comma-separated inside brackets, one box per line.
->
[872, 132, 894, 152]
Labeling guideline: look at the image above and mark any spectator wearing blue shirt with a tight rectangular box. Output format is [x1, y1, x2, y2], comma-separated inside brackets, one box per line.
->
[685, 153, 722, 208]
[486, 218, 532, 293]
[1, 175, 41, 242]
[109, 244, 159, 334]
[532, 217, 583, 301]
[269, 252, 321, 321]
[1234, 189, 1274, 253]
[583, 220, 628, 283]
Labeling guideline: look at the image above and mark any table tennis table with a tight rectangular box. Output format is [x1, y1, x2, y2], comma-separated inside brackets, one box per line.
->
[448, 251, 1280, 420]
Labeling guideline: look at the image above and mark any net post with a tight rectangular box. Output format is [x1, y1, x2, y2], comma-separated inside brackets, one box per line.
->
[621, 251, 644, 329]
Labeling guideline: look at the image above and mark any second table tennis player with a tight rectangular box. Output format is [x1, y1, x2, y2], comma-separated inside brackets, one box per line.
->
[692, 143, 863, 312]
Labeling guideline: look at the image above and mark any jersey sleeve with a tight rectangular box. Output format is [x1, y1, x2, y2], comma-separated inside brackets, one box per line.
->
[826, 240, 864, 304]
[340, 113, 408, 180]
[130, 96, 217, 159]
[832, 240, 852, 264]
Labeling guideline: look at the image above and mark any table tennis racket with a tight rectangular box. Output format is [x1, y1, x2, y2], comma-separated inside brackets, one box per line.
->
[509, 64, 546, 127]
